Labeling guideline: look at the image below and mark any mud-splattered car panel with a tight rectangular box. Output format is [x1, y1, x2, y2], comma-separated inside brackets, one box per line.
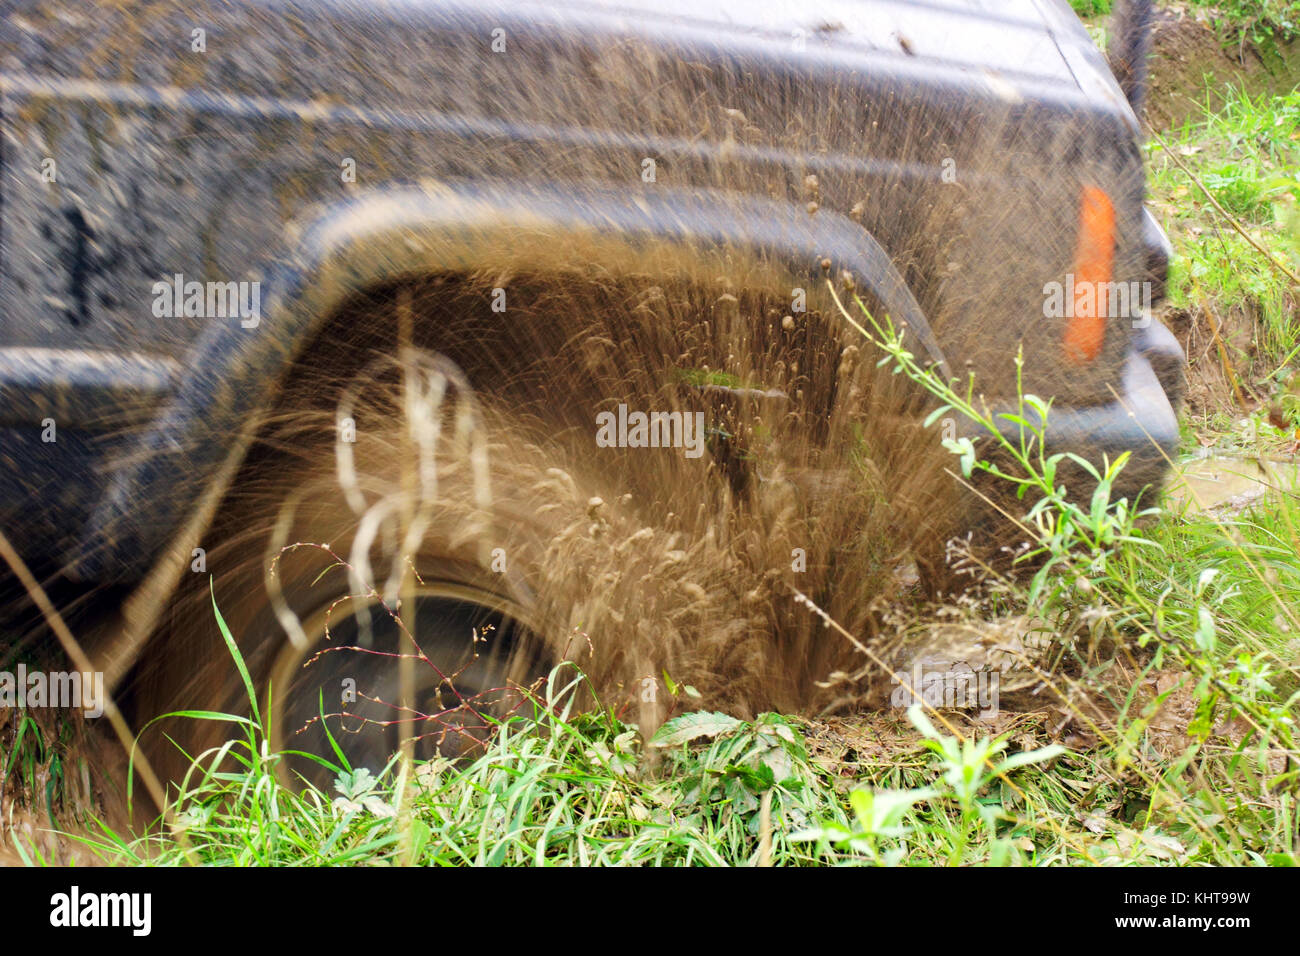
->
[0, 0, 1177, 581]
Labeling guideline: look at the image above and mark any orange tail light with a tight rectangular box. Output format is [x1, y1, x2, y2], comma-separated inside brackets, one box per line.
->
[1063, 186, 1116, 365]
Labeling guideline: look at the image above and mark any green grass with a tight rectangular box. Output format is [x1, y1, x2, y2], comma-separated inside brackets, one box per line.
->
[1147, 83, 1300, 438]
[33, 654, 1269, 867]
[26, 651, 1070, 866]
[1069, 0, 1112, 18]
[10, 4, 1300, 869]
[1187, 0, 1300, 44]
[0, 679, 95, 835]
[1149, 85, 1299, 341]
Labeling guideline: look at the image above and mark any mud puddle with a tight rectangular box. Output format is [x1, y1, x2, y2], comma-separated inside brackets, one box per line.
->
[1164, 452, 1300, 513]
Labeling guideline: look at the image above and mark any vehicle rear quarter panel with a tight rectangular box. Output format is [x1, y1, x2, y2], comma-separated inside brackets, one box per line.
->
[0, 0, 1151, 573]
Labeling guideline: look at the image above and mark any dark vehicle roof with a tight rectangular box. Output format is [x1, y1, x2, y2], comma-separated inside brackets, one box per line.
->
[379, 0, 1130, 113]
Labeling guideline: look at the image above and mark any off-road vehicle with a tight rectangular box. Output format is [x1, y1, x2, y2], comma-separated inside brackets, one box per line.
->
[0, 0, 1183, 784]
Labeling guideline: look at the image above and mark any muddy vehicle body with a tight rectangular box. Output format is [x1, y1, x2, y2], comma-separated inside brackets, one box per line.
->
[0, 0, 1182, 779]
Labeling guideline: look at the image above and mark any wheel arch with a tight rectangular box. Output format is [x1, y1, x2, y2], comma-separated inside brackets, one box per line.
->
[69, 181, 948, 584]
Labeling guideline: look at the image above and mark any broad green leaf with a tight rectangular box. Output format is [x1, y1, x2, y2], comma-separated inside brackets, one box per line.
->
[650, 711, 743, 747]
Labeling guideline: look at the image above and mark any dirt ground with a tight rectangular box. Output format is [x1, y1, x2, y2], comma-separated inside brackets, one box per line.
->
[1146, 4, 1300, 130]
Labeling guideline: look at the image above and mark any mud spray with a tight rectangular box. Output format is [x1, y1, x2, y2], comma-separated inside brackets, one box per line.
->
[124, 256, 1018, 793]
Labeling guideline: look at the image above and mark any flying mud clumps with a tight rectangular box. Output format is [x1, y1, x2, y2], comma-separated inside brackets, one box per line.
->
[138, 267, 976, 779]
